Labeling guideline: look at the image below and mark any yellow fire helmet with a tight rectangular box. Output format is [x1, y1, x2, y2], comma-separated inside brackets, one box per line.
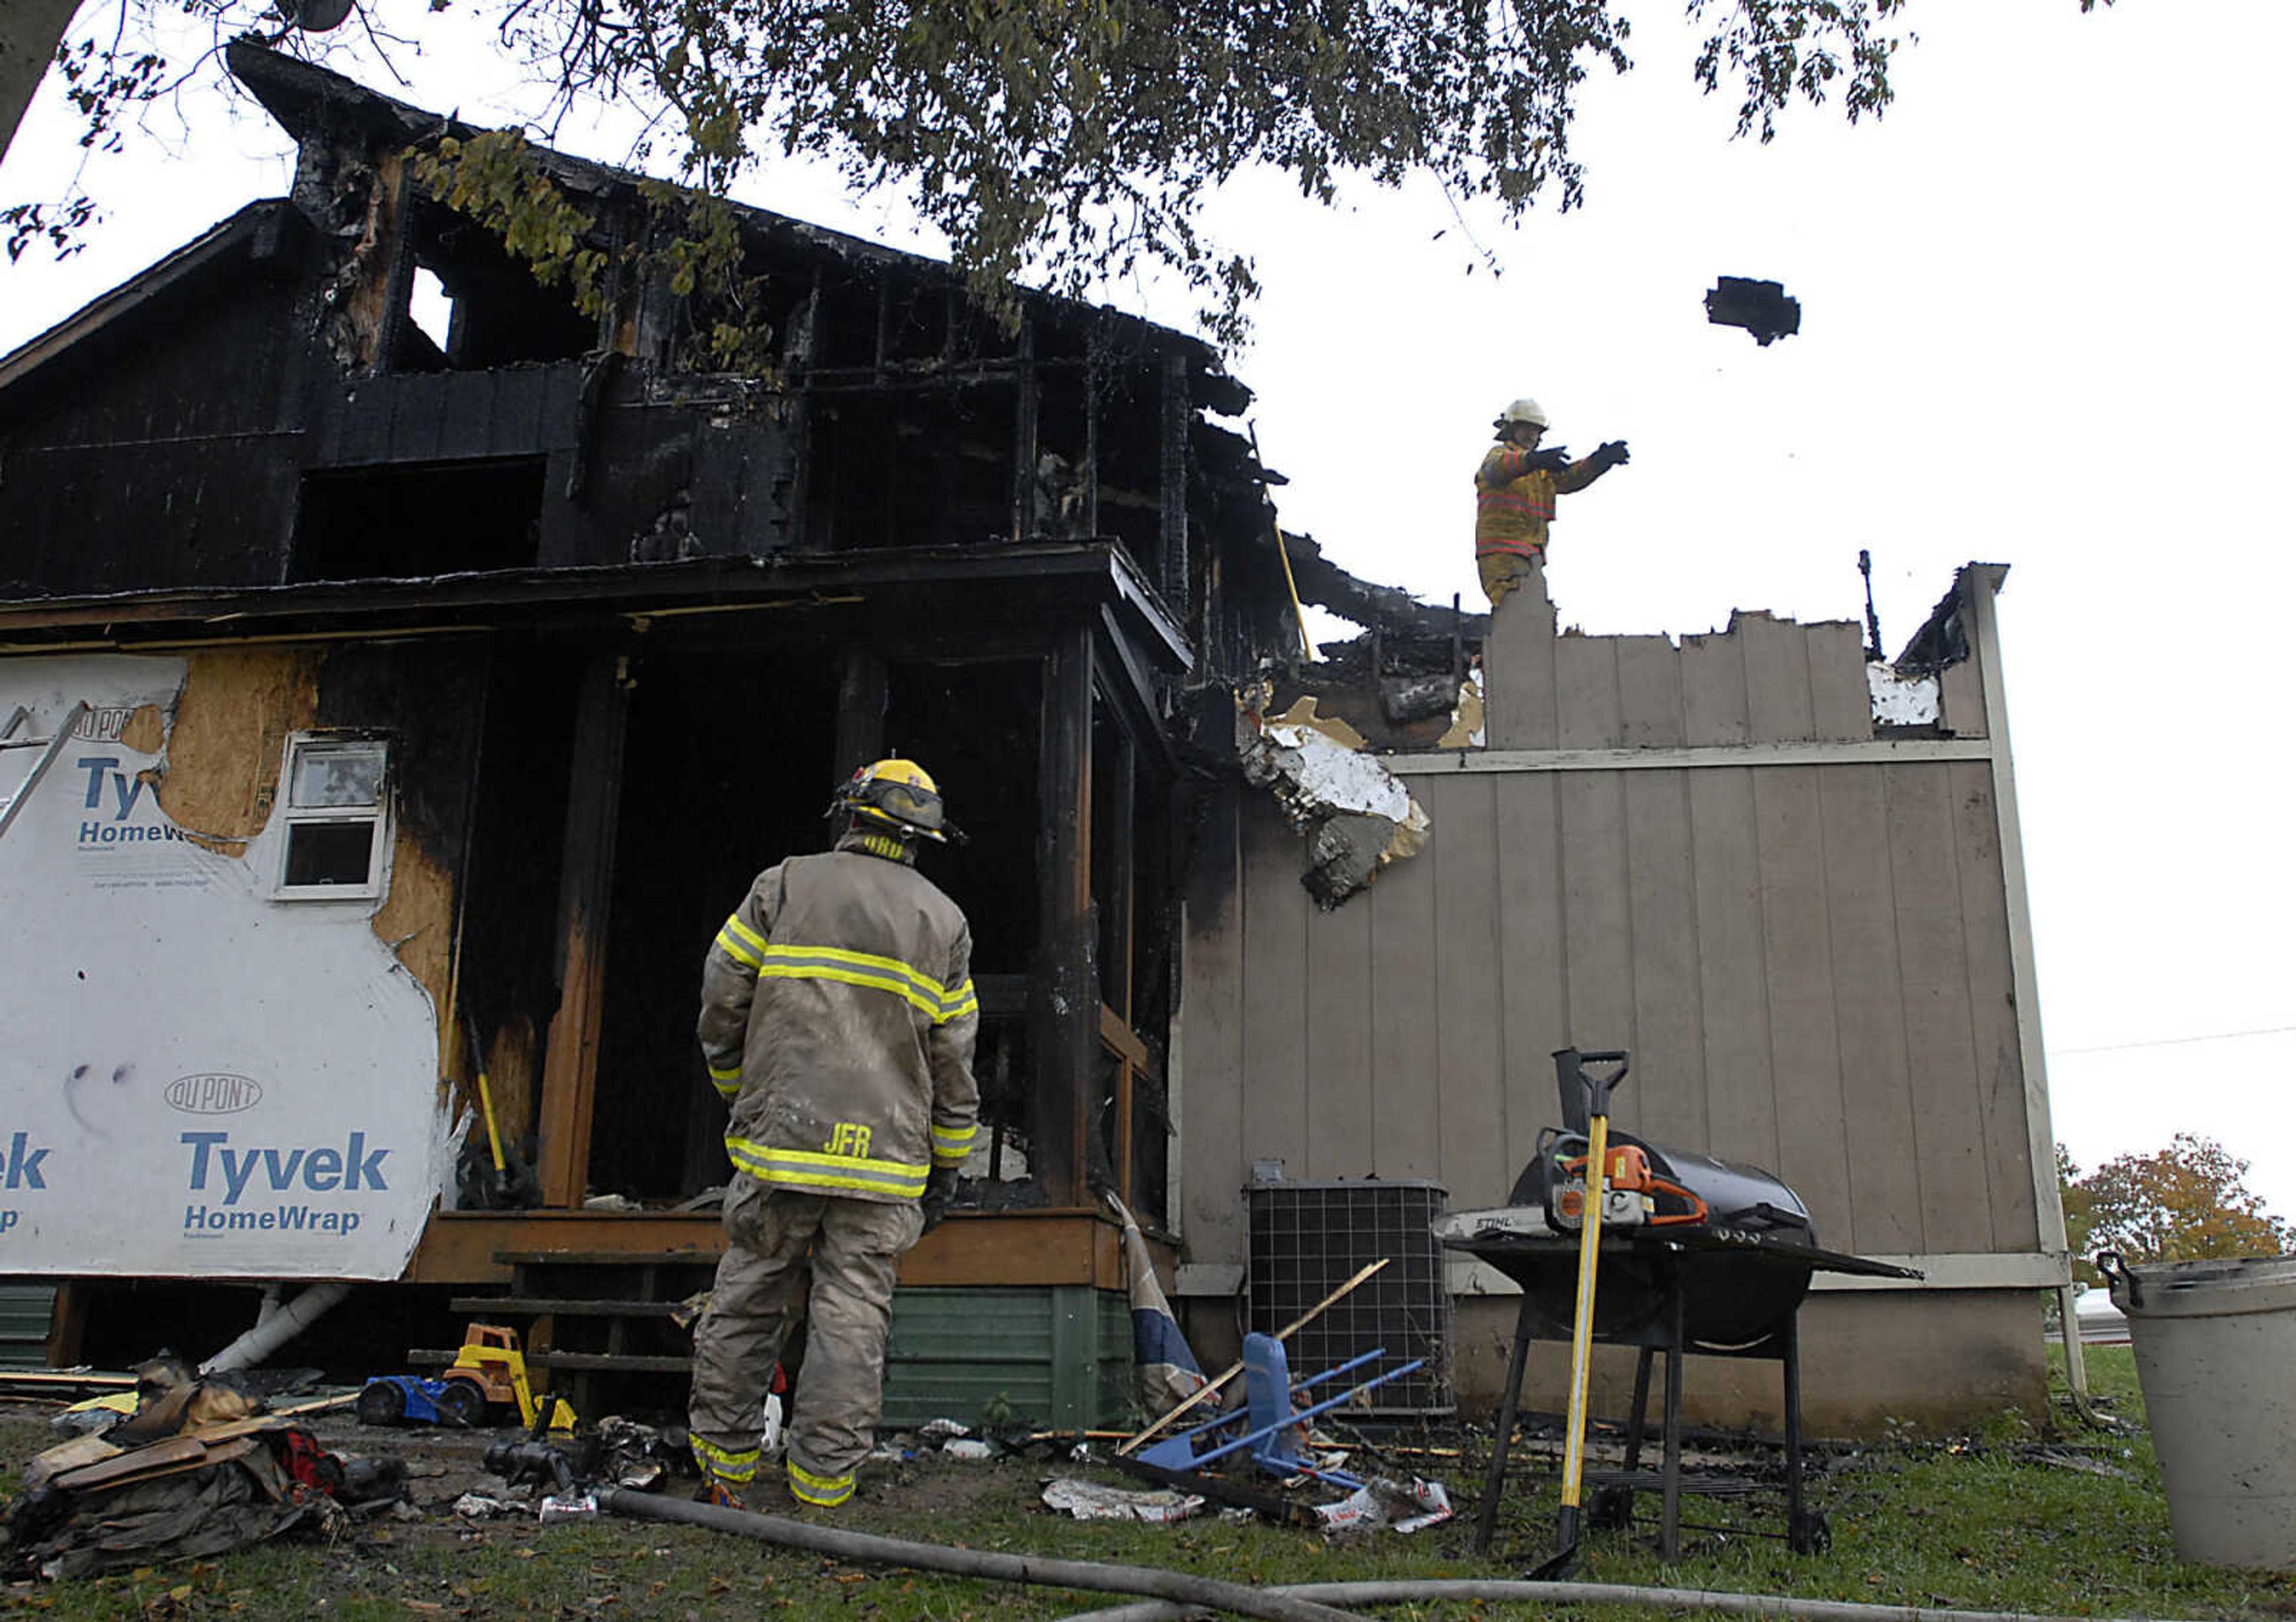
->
[835, 757, 957, 844]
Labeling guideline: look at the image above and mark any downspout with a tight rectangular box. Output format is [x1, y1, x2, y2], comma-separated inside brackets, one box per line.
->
[200, 1280, 354, 1374]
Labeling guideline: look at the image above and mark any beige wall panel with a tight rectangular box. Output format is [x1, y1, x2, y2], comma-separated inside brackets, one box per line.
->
[1493, 773, 1571, 1186]
[1818, 768, 1925, 1255]
[1238, 800, 1312, 1183]
[1885, 763, 1994, 1253]
[1303, 840, 1376, 1178]
[1680, 632, 1751, 746]
[1452, 1290, 2046, 1434]
[1950, 759, 2039, 1250]
[1621, 770, 1708, 1150]
[1558, 771, 1644, 1140]
[1554, 635, 1624, 749]
[1740, 612, 1819, 744]
[1752, 765, 1855, 1239]
[1614, 636, 1687, 749]
[1483, 583, 1559, 751]
[1367, 815, 1443, 1179]
[1687, 767, 1779, 1169]
[1808, 621, 1875, 743]
[1940, 628, 1989, 739]
[1427, 775, 1512, 1206]
[1180, 789, 1249, 1260]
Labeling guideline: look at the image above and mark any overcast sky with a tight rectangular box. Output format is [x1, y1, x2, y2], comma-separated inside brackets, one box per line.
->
[5, 1, 2292, 1223]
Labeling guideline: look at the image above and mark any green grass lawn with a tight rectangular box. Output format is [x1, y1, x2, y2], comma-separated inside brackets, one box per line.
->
[4, 1348, 2292, 1621]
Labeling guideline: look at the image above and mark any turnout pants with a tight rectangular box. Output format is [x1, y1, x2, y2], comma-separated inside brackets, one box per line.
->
[688, 1174, 924, 1507]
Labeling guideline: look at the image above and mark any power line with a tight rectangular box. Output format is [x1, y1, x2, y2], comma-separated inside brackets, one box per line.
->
[2053, 1023, 2296, 1058]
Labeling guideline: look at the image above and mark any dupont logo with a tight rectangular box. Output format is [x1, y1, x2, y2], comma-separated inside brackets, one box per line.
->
[166, 1074, 264, 1115]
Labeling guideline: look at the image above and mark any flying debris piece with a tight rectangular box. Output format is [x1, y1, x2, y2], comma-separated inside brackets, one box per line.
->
[273, 0, 356, 31]
[1705, 276, 1801, 346]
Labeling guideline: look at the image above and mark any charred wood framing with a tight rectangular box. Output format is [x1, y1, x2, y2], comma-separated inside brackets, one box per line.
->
[1281, 529, 1490, 645]
[833, 647, 889, 780]
[538, 648, 631, 1206]
[1159, 354, 1190, 636]
[1034, 627, 1095, 1207]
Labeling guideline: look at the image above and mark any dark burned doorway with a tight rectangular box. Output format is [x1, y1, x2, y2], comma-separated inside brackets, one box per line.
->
[588, 639, 838, 1201]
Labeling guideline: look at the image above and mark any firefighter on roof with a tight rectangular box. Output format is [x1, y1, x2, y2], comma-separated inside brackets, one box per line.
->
[687, 758, 980, 1510]
[1474, 397, 1629, 605]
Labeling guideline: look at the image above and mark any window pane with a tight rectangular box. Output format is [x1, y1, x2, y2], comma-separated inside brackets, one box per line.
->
[291, 745, 386, 809]
[284, 820, 376, 887]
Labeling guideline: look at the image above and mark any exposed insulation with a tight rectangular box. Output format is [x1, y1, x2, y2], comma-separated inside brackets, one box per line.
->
[372, 821, 456, 1067]
[149, 647, 320, 846]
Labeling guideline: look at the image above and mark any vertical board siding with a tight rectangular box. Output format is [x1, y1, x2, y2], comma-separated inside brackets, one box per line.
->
[1492, 773, 1571, 1191]
[1820, 769, 1925, 1255]
[1689, 767, 1781, 1170]
[1558, 772, 1642, 1140]
[1555, 636, 1623, 749]
[1950, 759, 2039, 1250]
[1428, 775, 1509, 1207]
[1681, 633, 1752, 746]
[1366, 814, 1443, 1178]
[1616, 636, 1687, 749]
[1183, 606, 2037, 1277]
[1483, 590, 1559, 750]
[1239, 800, 1312, 1181]
[1885, 763, 1995, 1253]
[1753, 765, 1855, 1240]
[1622, 770, 1708, 1151]
[1303, 845, 1376, 1179]
[1180, 790, 1247, 1262]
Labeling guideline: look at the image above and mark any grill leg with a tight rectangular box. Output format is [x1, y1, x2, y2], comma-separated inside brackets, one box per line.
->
[1474, 1294, 1540, 1554]
[1661, 1285, 1685, 1562]
[1590, 1346, 1656, 1532]
[1783, 1312, 1830, 1553]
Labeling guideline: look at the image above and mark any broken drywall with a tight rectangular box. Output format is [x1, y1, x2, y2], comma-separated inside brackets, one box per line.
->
[1239, 695, 1429, 908]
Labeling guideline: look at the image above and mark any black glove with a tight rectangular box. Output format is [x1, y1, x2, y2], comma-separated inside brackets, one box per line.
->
[1594, 440, 1630, 469]
[1525, 445, 1574, 474]
[921, 1165, 960, 1234]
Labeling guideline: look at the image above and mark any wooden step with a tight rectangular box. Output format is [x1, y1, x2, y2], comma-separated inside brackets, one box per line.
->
[492, 1250, 721, 1268]
[408, 1347, 693, 1376]
[446, 1297, 684, 1319]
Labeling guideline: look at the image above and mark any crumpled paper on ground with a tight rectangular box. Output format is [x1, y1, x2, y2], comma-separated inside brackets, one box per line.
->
[1040, 1478, 1206, 1523]
[1312, 1476, 1453, 1534]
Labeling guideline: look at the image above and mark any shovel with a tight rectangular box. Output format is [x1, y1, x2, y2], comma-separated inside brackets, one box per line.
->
[1531, 1047, 1629, 1580]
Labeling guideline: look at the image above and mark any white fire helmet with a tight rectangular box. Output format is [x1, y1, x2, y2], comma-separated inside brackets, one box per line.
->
[1498, 397, 1550, 430]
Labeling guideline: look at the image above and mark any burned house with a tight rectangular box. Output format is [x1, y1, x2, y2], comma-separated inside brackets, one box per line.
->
[0, 45, 2069, 1429]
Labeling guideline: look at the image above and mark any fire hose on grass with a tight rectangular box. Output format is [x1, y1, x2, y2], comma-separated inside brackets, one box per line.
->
[1055, 1583, 2191, 1622]
[593, 1487, 1369, 1622]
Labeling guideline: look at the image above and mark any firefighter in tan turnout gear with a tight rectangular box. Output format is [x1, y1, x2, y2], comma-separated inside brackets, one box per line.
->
[688, 758, 980, 1510]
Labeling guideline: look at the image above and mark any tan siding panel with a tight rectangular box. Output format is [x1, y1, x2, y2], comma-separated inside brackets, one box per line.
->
[1555, 635, 1624, 749]
[1951, 758, 2039, 1250]
[1483, 586, 1559, 750]
[1622, 770, 1707, 1149]
[1559, 771, 1642, 1139]
[1616, 636, 1687, 749]
[1493, 773, 1570, 1185]
[1819, 767, 1924, 1254]
[1368, 815, 1443, 1178]
[1428, 775, 1510, 1206]
[1885, 763, 1993, 1253]
[1808, 622, 1875, 743]
[1741, 613, 1818, 744]
[1303, 837, 1376, 1180]
[1238, 800, 1312, 1182]
[1178, 789, 1248, 1259]
[1681, 632, 1751, 747]
[1754, 765, 1854, 1239]
[1689, 767, 1778, 1168]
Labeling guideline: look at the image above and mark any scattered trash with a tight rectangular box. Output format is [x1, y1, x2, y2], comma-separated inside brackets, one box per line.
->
[538, 1493, 600, 1524]
[943, 1438, 996, 1461]
[1312, 1476, 1454, 1535]
[454, 1493, 512, 1519]
[1041, 1478, 1205, 1523]
[49, 1392, 137, 1436]
[918, 1418, 973, 1440]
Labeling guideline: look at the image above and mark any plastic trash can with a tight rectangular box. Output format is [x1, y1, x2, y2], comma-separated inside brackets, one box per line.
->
[2102, 1252, 2296, 1570]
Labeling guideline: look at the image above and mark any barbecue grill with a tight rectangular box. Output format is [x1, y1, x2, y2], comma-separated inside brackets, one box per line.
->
[1436, 1048, 1921, 1558]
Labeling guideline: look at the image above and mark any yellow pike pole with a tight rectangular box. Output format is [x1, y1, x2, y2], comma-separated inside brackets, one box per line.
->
[1541, 1048, 1629, 1577]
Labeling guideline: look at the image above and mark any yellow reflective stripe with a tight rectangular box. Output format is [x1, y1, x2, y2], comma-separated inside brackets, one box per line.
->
[931, 1122, 978, 1151]
[708, 1062, 743, 1083]
[787, 1458, 854, 1506]
[691, 1437, 760, 1482]
[762, 944, 972, 1026]
[712, 1078, 741, 1102]
[725, 1138, 929, 1196]
[714, 916, 764, 970]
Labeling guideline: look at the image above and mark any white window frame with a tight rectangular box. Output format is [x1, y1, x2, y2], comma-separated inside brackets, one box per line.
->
[270, 732, 392, 902]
